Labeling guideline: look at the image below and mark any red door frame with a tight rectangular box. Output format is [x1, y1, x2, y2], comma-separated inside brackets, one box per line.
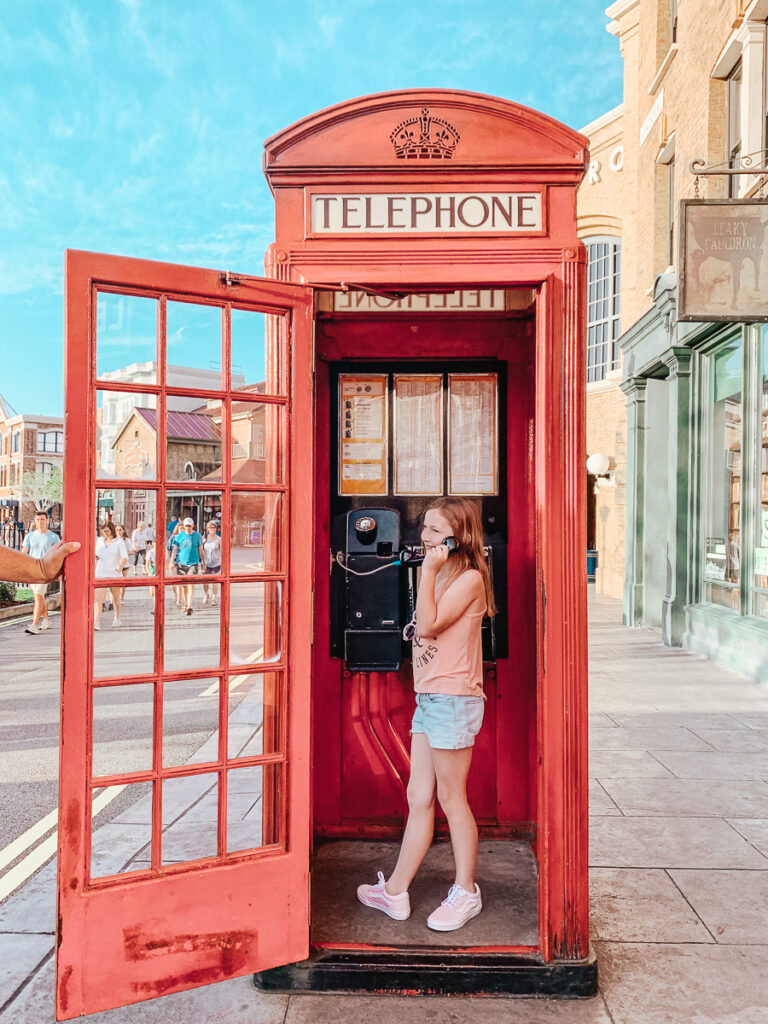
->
[264, 89, 590, 964]
[57, 251, 314, 1018]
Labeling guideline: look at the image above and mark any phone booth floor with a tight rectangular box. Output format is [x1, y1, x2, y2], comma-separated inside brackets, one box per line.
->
[310, 840, 539, 948]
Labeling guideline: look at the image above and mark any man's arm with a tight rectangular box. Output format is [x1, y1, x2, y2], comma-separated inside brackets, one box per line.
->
[0, 540, 80, 584]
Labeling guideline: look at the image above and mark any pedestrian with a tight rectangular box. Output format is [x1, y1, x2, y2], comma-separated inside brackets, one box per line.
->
[115, 524, 133, 577]
[94, 522, 128, 629]
[166, 522, 184, 607]
[356, 497, 495, 932]
[169, 518, 205, 615]
[22, 511, 61, 635]
[130, 520, 149, 575]
[202, 520, 221, 606]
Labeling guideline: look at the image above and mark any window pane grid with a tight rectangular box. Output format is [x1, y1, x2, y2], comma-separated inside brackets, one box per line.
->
[586, 238, 621, 382]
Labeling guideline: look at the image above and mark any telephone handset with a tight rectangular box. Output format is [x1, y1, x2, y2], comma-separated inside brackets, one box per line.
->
[399, 536, 458, 565]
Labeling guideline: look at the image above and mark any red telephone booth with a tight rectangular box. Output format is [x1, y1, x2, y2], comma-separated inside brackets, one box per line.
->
[57, 90, 592, 1019]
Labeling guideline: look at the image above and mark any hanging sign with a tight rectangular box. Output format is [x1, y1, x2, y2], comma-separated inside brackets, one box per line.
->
[679, 199, 768, 321]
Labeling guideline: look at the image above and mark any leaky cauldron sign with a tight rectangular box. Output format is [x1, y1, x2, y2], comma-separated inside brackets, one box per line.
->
[679, 199, 768, 321]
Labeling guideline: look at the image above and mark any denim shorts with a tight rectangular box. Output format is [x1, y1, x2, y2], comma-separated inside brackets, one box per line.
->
[411, 694, 485, 750]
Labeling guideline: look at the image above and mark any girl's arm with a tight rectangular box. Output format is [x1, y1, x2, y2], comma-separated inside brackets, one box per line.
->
[415, 555, 485, 638]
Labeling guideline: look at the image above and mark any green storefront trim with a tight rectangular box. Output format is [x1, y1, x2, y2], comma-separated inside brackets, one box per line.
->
[620, 273, 768, 684]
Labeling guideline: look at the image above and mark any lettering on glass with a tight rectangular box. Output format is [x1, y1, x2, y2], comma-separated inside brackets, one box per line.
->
[338, 375, 388, 496]
[394, 375, 443, 496]
[333, 290, 506, 313]
[310, 193, 542, 234]
[681, 201, 768, 321]
[448, 374, 498, 495]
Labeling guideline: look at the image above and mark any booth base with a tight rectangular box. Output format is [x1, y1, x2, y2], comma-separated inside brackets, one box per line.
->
[253, 948, 598, 998]
[254, 839, 597, 997]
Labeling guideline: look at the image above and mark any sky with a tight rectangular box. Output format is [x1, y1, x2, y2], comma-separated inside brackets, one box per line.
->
[0, 0, 623, 417]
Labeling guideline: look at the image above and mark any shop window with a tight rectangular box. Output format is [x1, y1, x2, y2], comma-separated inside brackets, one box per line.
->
[754, 328, 768, 617]
[703, 337, 743, 610]
[585, 237, 621, 383]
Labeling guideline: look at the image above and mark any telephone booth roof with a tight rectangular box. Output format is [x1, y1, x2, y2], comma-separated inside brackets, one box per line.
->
[264, 88, 588, 183]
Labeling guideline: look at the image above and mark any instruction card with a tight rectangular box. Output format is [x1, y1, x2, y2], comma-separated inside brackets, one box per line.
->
[449, 374, 498, 495]
[394, 375, 443, 495]
[338, 374, 388, 495]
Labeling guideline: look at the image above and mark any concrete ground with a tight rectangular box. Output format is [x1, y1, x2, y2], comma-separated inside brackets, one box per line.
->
[2, 589, 767, 1022]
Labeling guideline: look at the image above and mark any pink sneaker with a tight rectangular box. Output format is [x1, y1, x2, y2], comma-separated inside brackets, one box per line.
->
[427, 883, 482, 931]
[356, 871, 411, 921]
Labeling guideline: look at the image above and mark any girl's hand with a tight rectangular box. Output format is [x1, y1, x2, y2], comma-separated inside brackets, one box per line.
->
[423, 543, 450, 572]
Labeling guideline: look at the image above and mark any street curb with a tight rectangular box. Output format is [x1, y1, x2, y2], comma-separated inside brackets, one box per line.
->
[0, 594, 62, 622]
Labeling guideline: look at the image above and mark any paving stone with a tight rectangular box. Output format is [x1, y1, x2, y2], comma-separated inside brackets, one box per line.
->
[596, 941, 768, 1024]
[7, 957, 288, 1023]
[283, 991, 613, 1024]
[590, 749, 675, 779]
[589, 867, 713, 943]
[589, 778, 623, 815]
[589, 816, 768, 869]
[608, 713, 750, 731]
[589, 727, 714, 751]
[651, 751, 768, 781]
[0, 859, 57, 933]
[600, 778, 768, 817]
[0, 933, 53, 1007]
[689, 729, 768, 753]
[725, 818, 768, 859]
[669, 870, 768, 944]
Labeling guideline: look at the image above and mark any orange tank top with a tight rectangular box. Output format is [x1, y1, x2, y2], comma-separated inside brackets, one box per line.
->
[411, 575, 486, 698]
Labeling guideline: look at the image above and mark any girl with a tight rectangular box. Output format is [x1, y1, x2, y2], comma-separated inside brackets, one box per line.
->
[202, 520, 221, 606]
[357, 497, 496, 932]
[94, 522, 128, 629]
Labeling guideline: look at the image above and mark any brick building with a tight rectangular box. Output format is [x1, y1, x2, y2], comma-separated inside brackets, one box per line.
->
[600, 0, 768, 681]
[0, 392, 63, 540]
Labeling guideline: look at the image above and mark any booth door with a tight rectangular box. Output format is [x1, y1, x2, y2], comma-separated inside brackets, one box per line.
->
[57, 251, 314, 1019]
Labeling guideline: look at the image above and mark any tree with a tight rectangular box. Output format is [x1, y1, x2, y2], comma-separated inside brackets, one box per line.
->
[14, 466, 63, 514]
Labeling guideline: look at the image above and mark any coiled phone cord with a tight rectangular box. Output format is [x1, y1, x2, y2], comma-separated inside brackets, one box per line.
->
[334, 551, 402, 576]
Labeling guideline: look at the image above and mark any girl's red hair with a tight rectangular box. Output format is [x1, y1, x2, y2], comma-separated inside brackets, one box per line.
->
[423, 496, 496, 616]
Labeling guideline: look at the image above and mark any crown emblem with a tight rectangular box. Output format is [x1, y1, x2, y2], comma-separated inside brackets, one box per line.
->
[390, 107, 460, 159]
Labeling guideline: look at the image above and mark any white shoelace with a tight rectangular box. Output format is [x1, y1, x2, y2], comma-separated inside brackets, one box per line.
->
[443, 884, 468, 907]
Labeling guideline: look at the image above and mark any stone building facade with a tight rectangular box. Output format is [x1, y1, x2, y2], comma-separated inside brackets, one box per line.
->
[577, 105, 627, 599]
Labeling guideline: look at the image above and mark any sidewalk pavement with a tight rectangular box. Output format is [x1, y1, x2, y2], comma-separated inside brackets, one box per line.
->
[2, 589, 767, 1022]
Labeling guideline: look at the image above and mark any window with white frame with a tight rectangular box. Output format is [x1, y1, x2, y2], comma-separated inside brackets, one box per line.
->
[585, 236, 622, 383]
[11, 432, 20, 454]
[39, 462, 54, 477]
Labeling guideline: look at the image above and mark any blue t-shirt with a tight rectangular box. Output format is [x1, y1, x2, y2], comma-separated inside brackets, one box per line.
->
[23, 529, 60, 559]
[172, 531, 203, 566]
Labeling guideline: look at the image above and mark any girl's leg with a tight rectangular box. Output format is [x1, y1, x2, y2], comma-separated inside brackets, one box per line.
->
[111, 587, 123, 621]
[386, 734, 436, 895]
[431, 747, 477, 892]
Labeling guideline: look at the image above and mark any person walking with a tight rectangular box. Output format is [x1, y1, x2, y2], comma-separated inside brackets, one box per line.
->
[22, 510, 61, 635]
[169, 518, 205, 615]
[356, 497, 495, 932]
[202, 520, 221, 606]
[131, 520, 150, 575]
[115, 524, 134, 578]
[94, 522, 128, 629]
